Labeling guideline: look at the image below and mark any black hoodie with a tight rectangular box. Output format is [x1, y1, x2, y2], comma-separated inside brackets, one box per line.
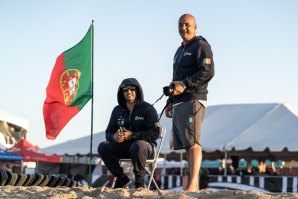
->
[172, 36, 214, 103]
[105, 78, 160, 146]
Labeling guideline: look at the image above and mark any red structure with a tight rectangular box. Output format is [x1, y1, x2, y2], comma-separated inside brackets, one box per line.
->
[7, 139, 61, 163]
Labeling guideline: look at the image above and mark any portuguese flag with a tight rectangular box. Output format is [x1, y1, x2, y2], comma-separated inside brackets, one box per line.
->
[43, 25, 93, 140]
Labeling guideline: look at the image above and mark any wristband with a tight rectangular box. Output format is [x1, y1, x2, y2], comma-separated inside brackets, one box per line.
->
[181, 80, 187, 89]
[132, 132, 139, 140]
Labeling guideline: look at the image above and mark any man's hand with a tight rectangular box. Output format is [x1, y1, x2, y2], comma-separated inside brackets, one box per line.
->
[113, 129, 125, 142]
[165, 103, 173, 118]
[122, 127, 133, 140]
[172, 81, 186, 96]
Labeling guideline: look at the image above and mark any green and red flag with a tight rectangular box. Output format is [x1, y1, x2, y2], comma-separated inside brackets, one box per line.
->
[43, 25, 93, 140]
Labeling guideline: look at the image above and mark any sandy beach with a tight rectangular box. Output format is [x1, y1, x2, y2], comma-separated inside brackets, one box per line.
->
[0, 186, 298, 199]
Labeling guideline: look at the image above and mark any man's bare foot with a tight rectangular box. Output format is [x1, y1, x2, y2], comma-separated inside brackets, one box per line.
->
[185, 180, 199, 192]
[185, 187, 199, 192]
[185, 184, 199, 192]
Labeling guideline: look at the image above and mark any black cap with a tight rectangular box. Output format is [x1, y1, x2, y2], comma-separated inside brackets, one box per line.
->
[120, 78, 138, 88]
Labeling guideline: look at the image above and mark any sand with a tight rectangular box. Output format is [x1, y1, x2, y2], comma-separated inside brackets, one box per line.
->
[0, 186, 298, 199]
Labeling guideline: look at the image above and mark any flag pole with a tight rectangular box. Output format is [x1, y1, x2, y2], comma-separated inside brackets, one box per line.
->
[88, 20, 94, 187]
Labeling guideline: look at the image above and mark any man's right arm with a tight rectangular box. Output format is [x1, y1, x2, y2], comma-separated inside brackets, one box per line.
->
[165, 103, 173, 118]
[105, 108, 117, 142]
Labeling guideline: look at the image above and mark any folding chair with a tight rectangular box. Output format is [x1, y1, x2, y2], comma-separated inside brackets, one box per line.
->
[115, 127, 166, 190]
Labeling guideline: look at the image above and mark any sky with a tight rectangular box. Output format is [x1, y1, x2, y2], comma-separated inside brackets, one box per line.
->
[0, 1, 297, 149]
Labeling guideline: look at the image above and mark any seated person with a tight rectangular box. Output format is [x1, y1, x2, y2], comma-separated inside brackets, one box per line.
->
[98, 78, 160, 188]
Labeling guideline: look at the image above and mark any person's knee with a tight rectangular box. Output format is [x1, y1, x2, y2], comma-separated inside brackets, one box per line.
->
[186, 143, 202, 153]
[194, 143, 202, 148]
[191, 143, 202, 149]
[97, 141, 110, 155]
[129, 140, 147, 155]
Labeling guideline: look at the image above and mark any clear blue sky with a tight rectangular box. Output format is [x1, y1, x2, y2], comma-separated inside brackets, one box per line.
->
[1, 1, 297, 148]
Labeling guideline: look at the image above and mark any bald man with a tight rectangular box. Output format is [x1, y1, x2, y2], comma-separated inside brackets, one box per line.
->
[165, 14, 215, 192]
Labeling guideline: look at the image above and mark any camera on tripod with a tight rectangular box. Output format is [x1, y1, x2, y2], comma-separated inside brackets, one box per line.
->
[163, 83, 175, 96]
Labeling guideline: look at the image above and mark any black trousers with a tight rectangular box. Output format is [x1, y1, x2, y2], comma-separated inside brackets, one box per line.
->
[98, 140, 154, 182]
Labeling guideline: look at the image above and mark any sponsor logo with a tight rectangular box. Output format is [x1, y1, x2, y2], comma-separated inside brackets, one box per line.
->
[183, 52, 192, 56]
[60, 69, 81, 105]
[135, 116, 144, 121]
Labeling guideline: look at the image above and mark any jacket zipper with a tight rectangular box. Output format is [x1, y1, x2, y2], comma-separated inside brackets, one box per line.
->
[128, 110, 132, 129]
[174, 47, 185, 79]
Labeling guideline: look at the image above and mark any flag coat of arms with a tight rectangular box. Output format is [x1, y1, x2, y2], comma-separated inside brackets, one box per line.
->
[43, 25, 93, 139]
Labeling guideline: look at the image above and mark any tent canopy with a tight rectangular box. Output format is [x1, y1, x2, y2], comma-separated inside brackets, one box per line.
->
[9, 138, 39, 151]
[43, 103, 298, 160]
[44, 131, 106, 156]
[160, 103, 298, 160]
[7, 139, 61, 163]
[199, 103, 298, 152]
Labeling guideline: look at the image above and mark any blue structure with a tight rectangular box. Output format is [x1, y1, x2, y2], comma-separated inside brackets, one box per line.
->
[0, 149, 22, 161]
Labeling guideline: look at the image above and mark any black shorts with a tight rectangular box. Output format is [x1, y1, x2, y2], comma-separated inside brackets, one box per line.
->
[172, 100, 205, 150]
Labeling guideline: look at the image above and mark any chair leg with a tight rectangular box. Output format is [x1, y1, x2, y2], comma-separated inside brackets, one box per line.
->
[150, 178, 160, 191]
[111, 177, 116, 188]
[145, 167, 160, 191]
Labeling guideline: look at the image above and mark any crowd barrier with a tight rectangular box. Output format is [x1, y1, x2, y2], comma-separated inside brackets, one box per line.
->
[145, 174, 298, 192]
[208, 175, 298, 193]
[0, 168, 80, 187]
[3, 169, 296, 193]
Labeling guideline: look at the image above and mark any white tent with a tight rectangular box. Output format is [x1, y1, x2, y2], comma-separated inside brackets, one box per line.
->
[43, 103, 298, 160]
[43, 130, 106, 155]
[0, 110, 29, 148]
[0, 111, 30, 131]
[160, 102, 298, 152]
[203, 103, 298, 152]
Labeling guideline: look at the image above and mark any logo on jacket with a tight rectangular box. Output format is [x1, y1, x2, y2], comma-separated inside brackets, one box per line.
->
[117, 117, 125, 126]
[203, 58, 212, 64]
[183, 52, 192, 56]
[135, 116, 144, 121]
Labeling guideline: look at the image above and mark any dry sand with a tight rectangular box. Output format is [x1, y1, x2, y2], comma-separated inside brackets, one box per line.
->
[0, 186, 298, 199]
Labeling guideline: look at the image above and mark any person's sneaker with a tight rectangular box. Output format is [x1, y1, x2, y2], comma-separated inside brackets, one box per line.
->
[135, 183, 144, 189]
[135, 176, 144, 189]
[114, 175, 132, 189]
